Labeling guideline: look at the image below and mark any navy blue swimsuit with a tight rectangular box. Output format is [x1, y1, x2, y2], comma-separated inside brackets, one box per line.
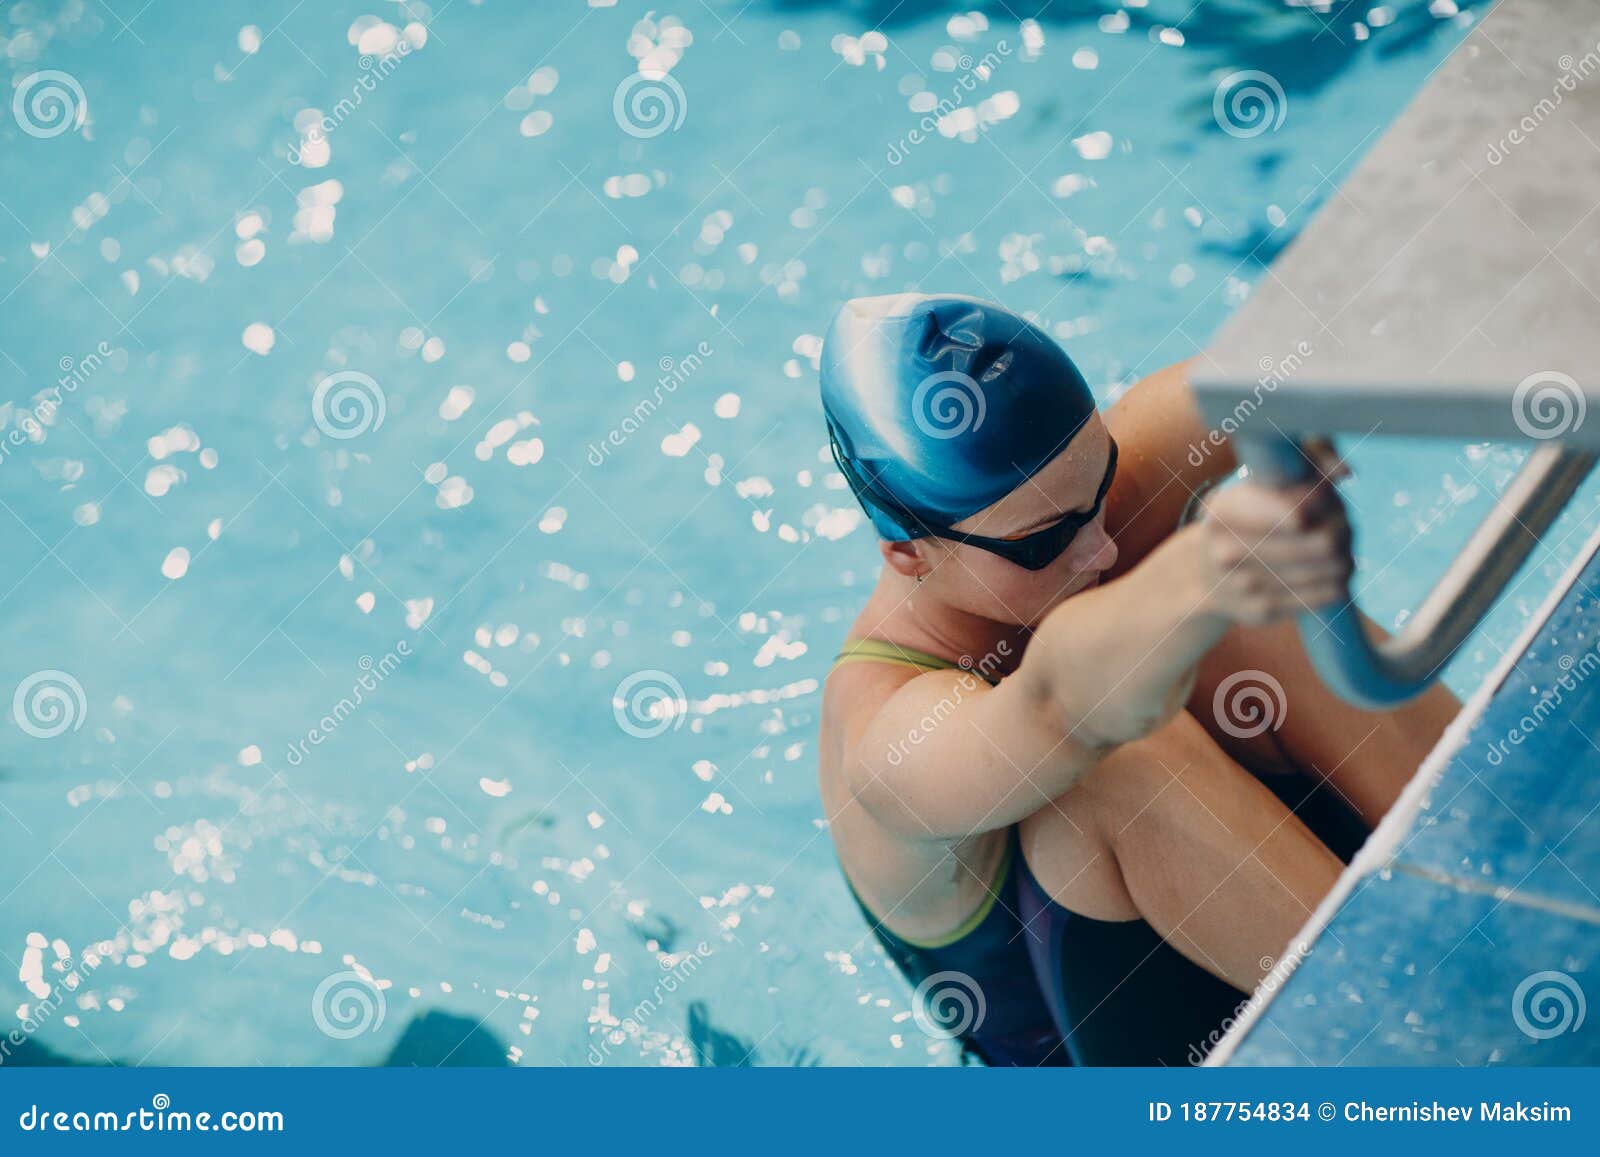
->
[851, 826, 1247, 1066]
[835, 638, 1250, 1066]
[848, 829, 1067, 1066]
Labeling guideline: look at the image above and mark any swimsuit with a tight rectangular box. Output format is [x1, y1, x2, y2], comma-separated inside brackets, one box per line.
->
[831, 637, 1247, 1066]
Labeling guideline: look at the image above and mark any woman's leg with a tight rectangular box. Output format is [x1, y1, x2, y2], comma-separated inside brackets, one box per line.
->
[1018, 709, 1342, 992]
[1096, 363, 1459, 825]
[1187, 614, 1461, 827]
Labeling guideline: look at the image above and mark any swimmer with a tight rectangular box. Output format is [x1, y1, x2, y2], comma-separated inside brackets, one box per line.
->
[817, 294, 1460, 1066]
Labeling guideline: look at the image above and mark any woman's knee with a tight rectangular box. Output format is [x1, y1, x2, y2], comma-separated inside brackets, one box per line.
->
[1026, 712, 1216, 842]
[1085, 709, 1244, 817]
[1020, 711, 1235, 920]
[1075, 709, 1324, 890]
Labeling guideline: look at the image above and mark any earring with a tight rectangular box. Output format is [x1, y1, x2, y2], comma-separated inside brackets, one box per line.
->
[915, 574, 924, 585]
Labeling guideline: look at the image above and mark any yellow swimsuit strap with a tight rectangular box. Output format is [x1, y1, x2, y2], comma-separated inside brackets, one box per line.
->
[830, 636, 962, 675]
[885, 835, 1014, 949]
[830, 637, 1008, 947]
[831, 637, 1002, 688]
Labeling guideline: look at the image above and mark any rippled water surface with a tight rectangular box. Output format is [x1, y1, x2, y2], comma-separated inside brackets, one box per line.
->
[4, 0, 1590, 1066]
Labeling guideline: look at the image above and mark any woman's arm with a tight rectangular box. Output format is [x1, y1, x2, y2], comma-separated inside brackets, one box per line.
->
[844, 462, 1354, 840]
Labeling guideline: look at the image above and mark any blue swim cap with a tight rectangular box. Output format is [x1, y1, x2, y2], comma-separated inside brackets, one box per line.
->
[820, 293, 1098, 540]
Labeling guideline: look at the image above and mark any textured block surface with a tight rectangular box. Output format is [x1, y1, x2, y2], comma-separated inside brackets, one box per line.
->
[1226, 537, 1600, 1065]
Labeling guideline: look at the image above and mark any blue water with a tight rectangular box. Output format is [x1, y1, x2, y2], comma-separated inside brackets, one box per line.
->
[3, 0, 1592, 1066]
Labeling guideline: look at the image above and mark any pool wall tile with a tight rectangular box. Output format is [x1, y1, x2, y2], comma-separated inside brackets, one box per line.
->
[1226, 535, 1600, 1066]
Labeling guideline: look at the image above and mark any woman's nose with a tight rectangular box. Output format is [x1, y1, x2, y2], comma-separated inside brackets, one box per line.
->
[1073, 523, 1118, 572]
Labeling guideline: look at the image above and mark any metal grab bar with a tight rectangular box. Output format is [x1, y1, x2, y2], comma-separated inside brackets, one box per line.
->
[1236, 434, 1598, 710]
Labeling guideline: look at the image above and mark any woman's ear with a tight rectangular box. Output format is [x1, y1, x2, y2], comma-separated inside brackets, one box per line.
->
[880, 538, 928, 580]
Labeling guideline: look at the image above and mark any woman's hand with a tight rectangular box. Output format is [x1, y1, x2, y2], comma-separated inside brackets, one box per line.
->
[1198, 441, 1354, 626]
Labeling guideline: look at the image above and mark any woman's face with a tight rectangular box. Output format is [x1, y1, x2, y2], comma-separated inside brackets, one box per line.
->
[890, 418, 1119, 629]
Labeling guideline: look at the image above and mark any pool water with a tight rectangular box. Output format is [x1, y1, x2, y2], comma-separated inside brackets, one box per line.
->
[3, 0, 1590, 1066]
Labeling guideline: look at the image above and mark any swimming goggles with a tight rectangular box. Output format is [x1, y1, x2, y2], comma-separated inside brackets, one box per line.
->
[830, 432, 1118, 572]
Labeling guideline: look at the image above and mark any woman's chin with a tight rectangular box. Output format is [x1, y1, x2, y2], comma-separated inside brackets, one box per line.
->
[1072, 571, 1104, 594]
[1032, 571, 1102, 622]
